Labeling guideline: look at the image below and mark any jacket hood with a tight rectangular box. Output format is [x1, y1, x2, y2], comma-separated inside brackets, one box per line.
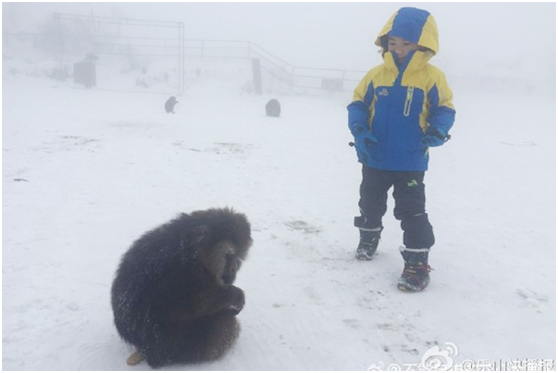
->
[375, 7, 439, 55]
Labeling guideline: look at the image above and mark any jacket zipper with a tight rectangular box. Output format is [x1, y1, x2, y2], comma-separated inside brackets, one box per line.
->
[403, 87, 414, 117]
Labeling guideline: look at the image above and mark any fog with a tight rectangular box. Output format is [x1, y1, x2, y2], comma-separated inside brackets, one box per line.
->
[3, 2, 556, 83]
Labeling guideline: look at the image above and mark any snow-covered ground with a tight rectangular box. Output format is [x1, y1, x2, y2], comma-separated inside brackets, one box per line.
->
[2, 58, 556, 371]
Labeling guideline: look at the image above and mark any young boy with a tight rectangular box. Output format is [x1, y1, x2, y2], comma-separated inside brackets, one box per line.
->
[347, 7, 456, 292]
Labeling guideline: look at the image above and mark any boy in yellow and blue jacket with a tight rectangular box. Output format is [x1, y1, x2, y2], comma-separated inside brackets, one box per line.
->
[347, 7, 455, 291]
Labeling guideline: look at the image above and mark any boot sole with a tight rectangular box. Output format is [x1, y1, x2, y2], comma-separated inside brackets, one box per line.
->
[397, 284, 425, 292]
[355, 253, 374, 261]
[397, 279, 430, 292]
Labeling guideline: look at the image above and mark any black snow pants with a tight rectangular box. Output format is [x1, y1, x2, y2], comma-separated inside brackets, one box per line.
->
[355, 166, 435, 249]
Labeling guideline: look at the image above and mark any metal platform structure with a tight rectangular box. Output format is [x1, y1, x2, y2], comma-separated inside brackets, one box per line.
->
[52, 13, 185, 93]
[3, 13, 365, 94]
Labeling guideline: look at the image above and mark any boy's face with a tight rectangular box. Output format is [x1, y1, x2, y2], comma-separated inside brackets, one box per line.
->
[388, 36, 419, 63]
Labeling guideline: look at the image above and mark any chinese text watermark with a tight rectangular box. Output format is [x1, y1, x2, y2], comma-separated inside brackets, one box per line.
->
[367, 342, 555, 371]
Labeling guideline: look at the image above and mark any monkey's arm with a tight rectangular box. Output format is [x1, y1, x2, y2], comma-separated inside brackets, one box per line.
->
[156, 279, 244, 324]
[190, 284, 245, 319]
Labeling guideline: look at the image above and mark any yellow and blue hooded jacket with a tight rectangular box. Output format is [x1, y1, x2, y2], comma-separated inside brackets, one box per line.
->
[348, 7, 456, 171]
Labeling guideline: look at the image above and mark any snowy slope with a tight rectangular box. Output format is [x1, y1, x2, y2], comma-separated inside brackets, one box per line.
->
[2, 60, 555, 371]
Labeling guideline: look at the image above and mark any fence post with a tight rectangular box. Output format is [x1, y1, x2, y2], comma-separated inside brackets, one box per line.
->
[251, 58, 263, 95]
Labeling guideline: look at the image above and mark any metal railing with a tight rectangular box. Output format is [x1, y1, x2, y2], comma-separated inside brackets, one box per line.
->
[4, 27, 365, 93]
[179, 39, 365, 92]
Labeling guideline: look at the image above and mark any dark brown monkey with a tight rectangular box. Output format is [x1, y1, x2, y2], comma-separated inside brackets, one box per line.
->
[165, 95, 178, 113]
[265, 98, 281, 117]
[111, 208, 252, 368]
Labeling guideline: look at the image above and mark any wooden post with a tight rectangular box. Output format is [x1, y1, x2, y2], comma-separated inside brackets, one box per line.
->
[252, 58, 263, 95]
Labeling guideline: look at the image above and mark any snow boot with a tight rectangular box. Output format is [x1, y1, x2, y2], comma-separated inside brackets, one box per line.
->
[355, 227, 383, 260]
[397, 246, 431, 292]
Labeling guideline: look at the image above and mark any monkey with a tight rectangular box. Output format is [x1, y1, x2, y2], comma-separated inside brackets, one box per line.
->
[165, 95, 179, 113]
[111, 207, 252, 368]
[265, 98, 281, 118]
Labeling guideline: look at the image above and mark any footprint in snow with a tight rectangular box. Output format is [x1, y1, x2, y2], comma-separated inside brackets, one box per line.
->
[516, 288, 549, 312]
[284, 220, 321, 235]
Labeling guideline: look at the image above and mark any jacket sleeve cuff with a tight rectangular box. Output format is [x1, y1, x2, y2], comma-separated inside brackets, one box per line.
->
[428, 106, 455, 135]
[347, 101, 370, 135]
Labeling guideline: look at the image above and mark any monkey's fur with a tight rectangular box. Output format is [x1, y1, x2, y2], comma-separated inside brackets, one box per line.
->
[111, 208, 252, 368]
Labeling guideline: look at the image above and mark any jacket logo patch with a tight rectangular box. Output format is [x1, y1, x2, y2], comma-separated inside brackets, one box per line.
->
[378, 88, 389, 96]
[407, 179, 419, 188]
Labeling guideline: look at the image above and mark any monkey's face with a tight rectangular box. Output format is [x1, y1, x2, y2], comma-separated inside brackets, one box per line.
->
[222, 252, 242, 285]
[231, 220, 252, 261]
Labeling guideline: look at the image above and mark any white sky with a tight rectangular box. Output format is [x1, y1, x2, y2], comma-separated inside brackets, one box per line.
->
[2, 2, 556, 81]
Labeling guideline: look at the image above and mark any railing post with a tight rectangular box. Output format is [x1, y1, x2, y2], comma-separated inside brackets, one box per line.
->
[251, 58, 263, 95]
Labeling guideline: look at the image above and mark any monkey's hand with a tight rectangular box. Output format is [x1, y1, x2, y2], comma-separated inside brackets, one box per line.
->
[226, 286, 245, 315]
